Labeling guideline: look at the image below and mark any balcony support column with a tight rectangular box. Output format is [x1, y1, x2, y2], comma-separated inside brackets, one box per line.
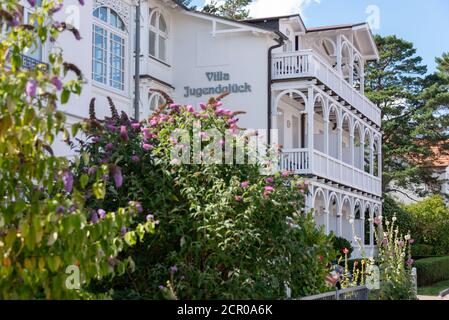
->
[361, 142, 366, 171]
[336, 35, 342, 74]
[360, 62, 365, 94]
[324, 209, 330, 235]
[337, 127, 343, 161]
[369, 142, 374, 175]
[324, 120, 329, 156]
[307, 87, 315, 172]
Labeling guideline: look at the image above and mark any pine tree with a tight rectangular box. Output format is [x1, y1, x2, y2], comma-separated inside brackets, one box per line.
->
[202, 0, 253, 20]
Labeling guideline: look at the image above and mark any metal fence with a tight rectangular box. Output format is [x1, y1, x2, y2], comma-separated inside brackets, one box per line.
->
[299, 286, 369, 301]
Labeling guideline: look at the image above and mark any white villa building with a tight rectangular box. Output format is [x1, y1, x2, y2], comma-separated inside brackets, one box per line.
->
[19, 0, 383, 257]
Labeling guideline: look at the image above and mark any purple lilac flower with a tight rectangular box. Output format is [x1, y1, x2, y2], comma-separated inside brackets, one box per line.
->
[169, 265, 178, 273]
[142, 143, 153, 151]
[241, 181, 249, 189]
[120, 126, 129, 142]
[105, 143, 114, 151]
[62, 171, 73, 193]
[281, 171, 290, 177]
[56, 206, 65, 214]
[107, 124, 118, 132]
[146, 214, 154, 221]
[25, 80, 37, 97]
[110, 166, 123, 188]
[215, 108, 225, 115]
[264, 186, 274, 192]
[51, 76, 63, 91]
[50, 2, 63, 13]
[92, 136, 100, 144]
[120, 227, 127, 237]
[78, 0, 85, 5]
[186, 105, 194, 113]
[131, 122, 141, 130]
[90, 212, 99, 224]
[200, 103, 207, 110]
[406, 258, 414, 267]
[265, 177, 274, 184]
[27, 0, 36, 7]
[149, 118, 158, 126]
[98, 209, 106, 219]
[215, 101, 223, 107]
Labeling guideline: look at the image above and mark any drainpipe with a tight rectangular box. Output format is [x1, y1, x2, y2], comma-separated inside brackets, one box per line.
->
[267, 31, 288, 145]
[134, 0, 141, 120]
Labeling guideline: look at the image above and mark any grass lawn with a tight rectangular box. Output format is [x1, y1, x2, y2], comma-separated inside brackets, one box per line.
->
[418, 280, 449, 296]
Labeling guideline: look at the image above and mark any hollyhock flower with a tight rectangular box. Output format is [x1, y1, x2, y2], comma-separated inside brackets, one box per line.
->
[90, 212, 99, 224]
[397, 240, 405, 247]
[142, 143, 153, 151]
[134, 202, 143, 213]
[235, 196, 243, 202]
[110, 166, 123, 188]
[186, 105, 194, 113]
[409, 239, 415, 244]
[169, 265, 178, 273]
[342, 248, 349, 255]
[265, 177, 274, 184]
[241, 181, 249, 188]
[51, 76, 63, 91]
[374, 216, 382, 225]
[98, 209, 106, 219]
[406, 258, 414, 267]
[25, 80, 37, 97]
[131, 122, 141, 130]
[62, 171, 73, 193]
[131, 155, 140, 163]
[200, 103, 207, 110]
[381, 238, 388, 246]
[120, 126, 129, 142]
[105, 143, 114, 151]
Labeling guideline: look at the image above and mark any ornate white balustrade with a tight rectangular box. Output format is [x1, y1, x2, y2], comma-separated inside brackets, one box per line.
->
[272, 50, 381, 127]
[279, 149, 382, 196]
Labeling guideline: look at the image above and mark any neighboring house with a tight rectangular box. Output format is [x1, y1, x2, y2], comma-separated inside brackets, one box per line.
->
[391, 145, 449, 205]
[18, 0, 382, 257]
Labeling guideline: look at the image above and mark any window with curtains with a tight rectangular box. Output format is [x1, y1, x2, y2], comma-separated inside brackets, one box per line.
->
[92, 6, 127, 91]
[149, 8, 168, 62]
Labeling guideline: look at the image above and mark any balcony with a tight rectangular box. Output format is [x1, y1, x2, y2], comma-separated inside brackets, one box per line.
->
[21, 54, 48, 72]
[272, 50, 381, 127]
[279, 148, 382, 197]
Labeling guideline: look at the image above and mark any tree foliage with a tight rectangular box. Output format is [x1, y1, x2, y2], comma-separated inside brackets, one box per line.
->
[202, 0, 253, 20]
[0, 0, 152, 299]
[77, 96, 335, 299]
[365, 36, 449, 196]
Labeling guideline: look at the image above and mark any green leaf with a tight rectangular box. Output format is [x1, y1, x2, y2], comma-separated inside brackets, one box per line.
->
[61, 89, 71, 104]
[80, 174, 89, 189]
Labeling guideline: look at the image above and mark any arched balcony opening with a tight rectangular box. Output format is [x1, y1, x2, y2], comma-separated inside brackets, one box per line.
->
[313, 95, 326, 154]
[313, 189, 327, 230]
[341, 43, 352, 83]
[354, 124, 363, 170]
[364, 130, 372, 174]
[373, 206, 381, 245]
[275, 90, 307, 150]
[341, 114, 352, 165]
[373, 136, 381, 177]
[328, 193, 339, 236]
[364, 205, 372, 246]
[353, 201, 363, 243]
[327, 105, 340, 159]
[353, 55, 363, 92]
[341, 197, 352, 242]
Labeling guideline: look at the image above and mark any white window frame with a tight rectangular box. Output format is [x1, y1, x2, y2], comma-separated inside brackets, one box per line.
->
[92, 6, 128, 93]
[149, 9, 168, 63]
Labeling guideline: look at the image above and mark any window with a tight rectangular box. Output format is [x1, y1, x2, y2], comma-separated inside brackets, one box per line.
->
[141, 92, 166, 119]
[149, 9, 168, 62]
[92, 6, 127, 91]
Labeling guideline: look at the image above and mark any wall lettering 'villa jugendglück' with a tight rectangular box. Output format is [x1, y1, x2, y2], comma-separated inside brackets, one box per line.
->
[184, 72, 252, 98]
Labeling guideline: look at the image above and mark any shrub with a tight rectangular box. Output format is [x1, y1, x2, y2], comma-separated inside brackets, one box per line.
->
[77, 96, 336, 299]
[411, 244, 435, 258]
[331, 236, 353, 259]
[382, 196, 413, 235]
[0, 1, 151, 299]
[414, 256, 449, 286]
[404, 196, 449, 255]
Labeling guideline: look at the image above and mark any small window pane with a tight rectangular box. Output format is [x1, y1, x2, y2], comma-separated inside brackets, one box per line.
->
[150, 12, 157, 27]
[159, 15, 167, 33]
[159, 36, 166, 61]
[149, 31, 156, 56]
[94, 7, 108, 22]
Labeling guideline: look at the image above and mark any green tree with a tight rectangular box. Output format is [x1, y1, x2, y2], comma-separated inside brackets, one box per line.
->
[202, 0, 253, 20]
[365, 36, 449, 196]
[0, 0, 152, 299]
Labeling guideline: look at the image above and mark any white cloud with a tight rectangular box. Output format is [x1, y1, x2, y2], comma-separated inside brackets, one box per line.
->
[247, 0, 321, 18]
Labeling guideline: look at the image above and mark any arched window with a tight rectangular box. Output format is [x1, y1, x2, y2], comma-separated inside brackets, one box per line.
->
[92, 6, 127, 91]
[141, 91, 166, 120]
[149, 9, 168, 62]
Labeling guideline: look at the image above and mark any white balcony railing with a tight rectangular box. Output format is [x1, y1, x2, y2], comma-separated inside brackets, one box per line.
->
[279, 149, 382, 196]
[272, 50, 381, 127]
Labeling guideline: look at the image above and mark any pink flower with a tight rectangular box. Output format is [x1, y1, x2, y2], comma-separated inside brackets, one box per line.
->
[409, 239, 415, 244]
[186, 105, 194, 113]
[142, 143, 153, 151]
[25, 80, 37, 97]
[281, 171, 290, 177]
[200, 103, 207, 110]
[265, 177, 274, 184]
[105, 143, 114, 151]
[342, 248, 349, 255]
[406, 258, 414, 267]
[98, 209, 106, 219]
[131, 155, 140, 163]
[131, 122, 141, 130]
[120, 126, 129, 142]
[51, 76, 63, 91]
[215, 101, 223, 107]
[374, 216, 382, 225]
[241, 181, 249, 188]
[235, 196, 243, 202]
[264, 186, 274, 192]
[149, 117, 159, 126]
[397, 240, 405, 248]
[199, 132, 208, 139]
[215, 108, 225, 115]
[202, 114, 209, 119]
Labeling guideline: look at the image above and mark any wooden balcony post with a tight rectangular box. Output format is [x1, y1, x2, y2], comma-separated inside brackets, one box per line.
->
[307, 87, 315, 172]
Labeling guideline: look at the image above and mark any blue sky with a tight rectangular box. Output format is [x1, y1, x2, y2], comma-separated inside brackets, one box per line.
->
[191, 0, 449, 73]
